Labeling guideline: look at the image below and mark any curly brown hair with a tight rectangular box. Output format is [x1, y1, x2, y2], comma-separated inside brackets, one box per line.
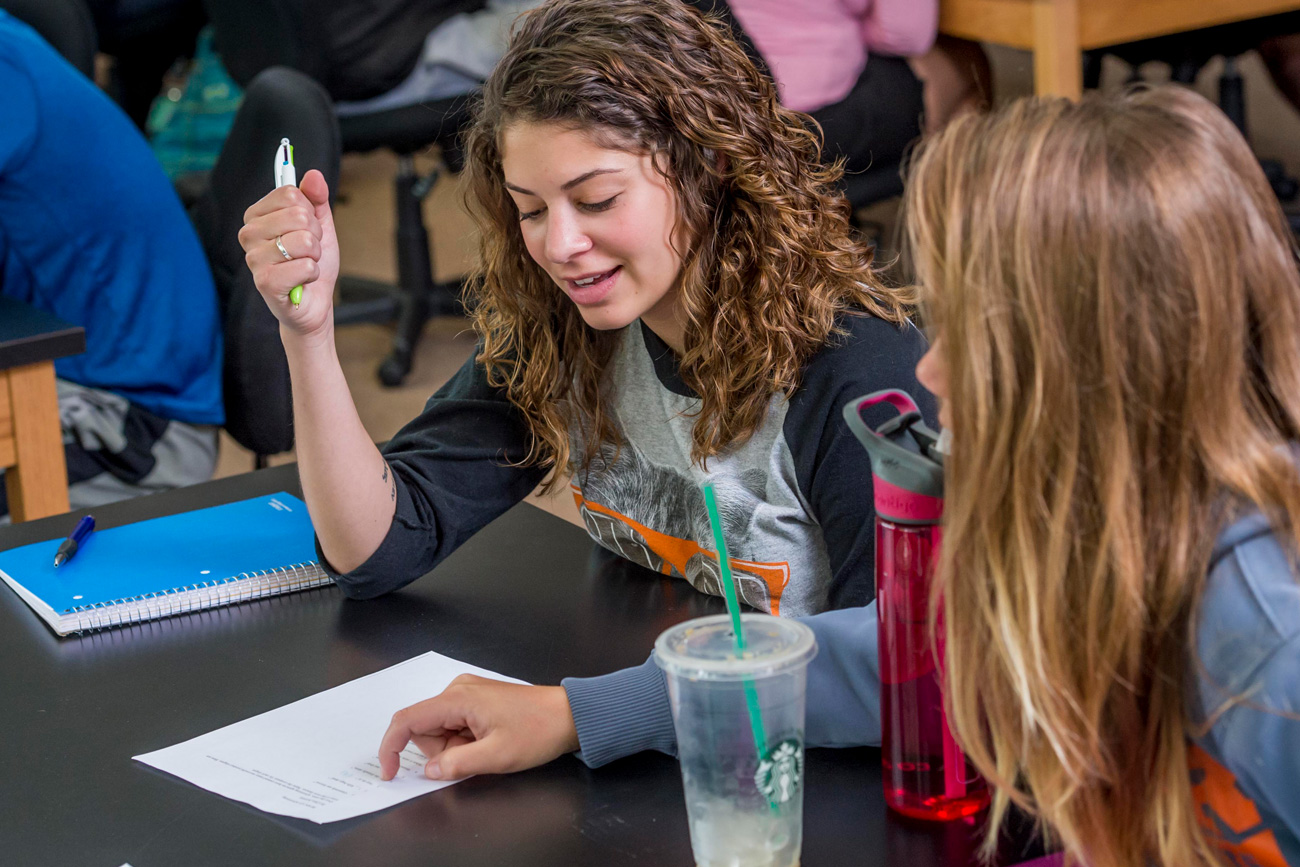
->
[462, 0, 912, 488]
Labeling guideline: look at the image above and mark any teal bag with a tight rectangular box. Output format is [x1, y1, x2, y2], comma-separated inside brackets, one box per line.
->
[148, 26, 244, 180]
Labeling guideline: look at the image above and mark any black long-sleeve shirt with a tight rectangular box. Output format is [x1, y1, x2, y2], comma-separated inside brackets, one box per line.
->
[323, 313, 935, 616]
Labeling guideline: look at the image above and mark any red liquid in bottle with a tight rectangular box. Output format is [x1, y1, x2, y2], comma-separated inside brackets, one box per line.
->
[877, 521, 989, 821]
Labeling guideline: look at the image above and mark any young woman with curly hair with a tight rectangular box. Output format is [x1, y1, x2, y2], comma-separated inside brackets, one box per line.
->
[377, 86, 1300, 867]
[239, 0, 929, 618]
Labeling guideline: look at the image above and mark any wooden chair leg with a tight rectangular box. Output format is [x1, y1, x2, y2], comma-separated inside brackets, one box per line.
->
[1033, 0, 1083, 99]
[5, 361, 70, 522]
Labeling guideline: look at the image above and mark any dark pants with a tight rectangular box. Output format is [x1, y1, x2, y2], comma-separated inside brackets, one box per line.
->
[0, 381, 217, 519]
[86, 0, 207, 130]
[810, 55, 924, 207]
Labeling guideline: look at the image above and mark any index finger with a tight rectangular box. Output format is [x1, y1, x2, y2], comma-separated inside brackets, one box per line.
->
[378, 696, 469, 781]
[242, 184, 311, 223]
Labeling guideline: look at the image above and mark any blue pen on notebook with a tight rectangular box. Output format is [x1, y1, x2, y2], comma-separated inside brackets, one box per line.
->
[53, 515, 95, 568]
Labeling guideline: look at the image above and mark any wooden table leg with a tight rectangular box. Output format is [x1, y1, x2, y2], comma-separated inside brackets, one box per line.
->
[1033, 0, 1083, 99]
[4, 361, 70, 522]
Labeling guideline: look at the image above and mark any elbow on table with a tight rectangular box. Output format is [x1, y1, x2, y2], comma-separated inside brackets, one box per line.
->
[331, 573, 390, 601]
[324, 545, 426, 601]
[315, 519, 392, 579]
[317, 540, 390, 599]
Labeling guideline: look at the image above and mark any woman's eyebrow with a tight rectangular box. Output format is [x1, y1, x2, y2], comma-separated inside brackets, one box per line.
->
[504, 168, 624, 196]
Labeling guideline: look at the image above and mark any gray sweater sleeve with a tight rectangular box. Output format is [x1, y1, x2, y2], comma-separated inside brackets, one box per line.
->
[562, 657, 678, 768]
[562, 602, 882, 767]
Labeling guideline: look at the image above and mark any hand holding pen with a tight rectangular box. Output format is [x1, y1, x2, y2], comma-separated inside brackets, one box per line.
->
[237, 144, 340, 336]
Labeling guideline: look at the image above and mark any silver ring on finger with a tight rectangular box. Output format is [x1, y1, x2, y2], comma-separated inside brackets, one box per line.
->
[275, 235, 293, 261]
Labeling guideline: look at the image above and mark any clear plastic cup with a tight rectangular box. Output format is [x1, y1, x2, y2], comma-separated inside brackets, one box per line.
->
[655, 614, 817, 867]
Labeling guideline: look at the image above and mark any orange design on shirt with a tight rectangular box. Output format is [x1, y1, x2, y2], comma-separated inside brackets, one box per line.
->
[572, 487, 791, 615]
[1188, 743, 1287, 867]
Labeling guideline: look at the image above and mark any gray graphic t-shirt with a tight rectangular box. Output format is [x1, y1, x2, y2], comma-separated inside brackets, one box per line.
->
[573, 324, 832, 615]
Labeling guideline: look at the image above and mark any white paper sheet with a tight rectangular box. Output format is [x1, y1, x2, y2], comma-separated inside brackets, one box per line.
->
[134, 652, 527, 823]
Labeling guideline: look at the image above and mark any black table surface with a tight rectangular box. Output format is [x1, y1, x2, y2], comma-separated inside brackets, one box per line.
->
[0, 295, 85, 370]
[0, 465, 1042, 867]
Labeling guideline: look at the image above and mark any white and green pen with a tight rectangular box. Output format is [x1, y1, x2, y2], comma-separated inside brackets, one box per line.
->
[273, 137, 303, 307]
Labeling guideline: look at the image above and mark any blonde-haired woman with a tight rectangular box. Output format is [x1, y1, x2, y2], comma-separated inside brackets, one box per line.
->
[380, 86, 1300, 867]
[908, 85, 1300, 866]
[238, 0, 929, 618]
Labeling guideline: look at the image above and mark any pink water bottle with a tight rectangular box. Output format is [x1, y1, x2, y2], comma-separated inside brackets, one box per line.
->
[844, 389, 989, 821]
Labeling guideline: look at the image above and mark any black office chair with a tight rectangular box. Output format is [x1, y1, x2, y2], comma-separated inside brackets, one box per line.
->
[189, 66, 341, 467]
[0, 0, 96, 79]
[333, 97, 476, 387]
[200, 0, 475, 388]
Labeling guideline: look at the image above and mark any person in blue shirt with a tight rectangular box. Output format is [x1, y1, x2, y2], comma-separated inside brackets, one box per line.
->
[374, 87, 1300, 867]
[0, 11, 223, 517]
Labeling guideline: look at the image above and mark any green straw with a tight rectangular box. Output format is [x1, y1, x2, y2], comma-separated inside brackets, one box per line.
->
[702, 482, 771, 777]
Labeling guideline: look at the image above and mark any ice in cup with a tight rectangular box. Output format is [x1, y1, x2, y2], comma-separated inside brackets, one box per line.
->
[655, 614, 818, 867]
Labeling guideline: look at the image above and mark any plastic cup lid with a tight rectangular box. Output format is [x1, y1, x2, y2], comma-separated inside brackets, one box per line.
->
[653, 614, 817, 681]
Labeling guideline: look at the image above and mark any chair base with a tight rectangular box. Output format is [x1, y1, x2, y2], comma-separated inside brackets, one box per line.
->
[335, 274, 466, 385]
[332, 154, 466, 387]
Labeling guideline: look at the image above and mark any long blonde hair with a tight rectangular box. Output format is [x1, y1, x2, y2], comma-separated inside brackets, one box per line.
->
[905, 87, 1300, 866]
[461, 0, 909, 490]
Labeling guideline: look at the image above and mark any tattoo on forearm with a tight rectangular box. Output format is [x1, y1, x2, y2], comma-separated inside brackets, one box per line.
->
[382, 461, 395, 502]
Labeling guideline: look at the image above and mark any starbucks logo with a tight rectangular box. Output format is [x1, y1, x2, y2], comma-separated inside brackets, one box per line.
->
[755, 738, 803, 804]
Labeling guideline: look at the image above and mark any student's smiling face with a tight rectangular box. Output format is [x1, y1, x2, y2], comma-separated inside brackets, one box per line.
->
[500, 121, 688, 350]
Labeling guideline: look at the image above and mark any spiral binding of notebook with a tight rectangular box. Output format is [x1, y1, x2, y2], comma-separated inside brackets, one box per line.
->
[62, 560, 333, 634]
[0, 493, 332, 637]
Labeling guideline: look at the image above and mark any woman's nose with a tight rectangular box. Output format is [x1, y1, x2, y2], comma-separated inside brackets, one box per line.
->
[544, 210, 593, 263]
[915, 338, 947, 402]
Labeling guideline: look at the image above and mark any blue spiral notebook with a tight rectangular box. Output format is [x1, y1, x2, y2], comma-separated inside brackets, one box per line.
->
[0, 493, 332, 636]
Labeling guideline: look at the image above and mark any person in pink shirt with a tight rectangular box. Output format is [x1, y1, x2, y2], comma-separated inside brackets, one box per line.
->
[713, 0, 989, 210]
[728, 0, 937, 113]
[726, 0, 987, 125]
